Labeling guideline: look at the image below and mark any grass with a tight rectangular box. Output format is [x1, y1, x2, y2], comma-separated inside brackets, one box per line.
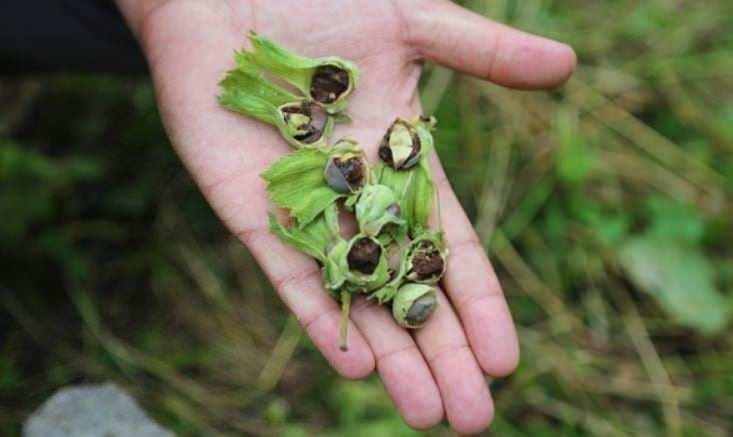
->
[1, 0, 732, 435]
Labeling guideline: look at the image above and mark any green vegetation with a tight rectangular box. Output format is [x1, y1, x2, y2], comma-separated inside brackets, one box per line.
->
[2, 0, 732, 435]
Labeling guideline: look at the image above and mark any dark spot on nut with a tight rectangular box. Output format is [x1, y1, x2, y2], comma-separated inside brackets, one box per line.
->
[310, 65, 350, 104]
[334, 157, 363, 186]
[347, 237, 382, 275]
[325, 156, 365, 193]
[405, 294, 437, 326]
[378, 142, 393, 166]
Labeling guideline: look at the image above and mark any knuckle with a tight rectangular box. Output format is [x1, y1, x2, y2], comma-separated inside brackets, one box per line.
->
[234, 226, 269, 247]
[272, 266, 322, 296]
[375, 343, 419, 363]
[425, 343, 470, 365]
[301, 307, 339, 332]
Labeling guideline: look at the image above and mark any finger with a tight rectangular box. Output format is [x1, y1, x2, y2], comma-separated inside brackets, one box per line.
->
[246, 228, 376, 379]
[141, 3, 375, 379]
[398, 0, 577, 89]
[414, 288, 494, 434]
[430, 155, 520, 377]
[349, 297, 444, 429]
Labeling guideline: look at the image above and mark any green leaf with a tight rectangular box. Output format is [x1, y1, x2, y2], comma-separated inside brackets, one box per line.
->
[268, 204, 340, 263]
[643, 196, 706, 244]
[619, 235, 729, 334]
[245, 32, 320, 90]
[222, 62, 299, 107]
[244, 32, 360, 112]
[262, 149, 346, 226]
[554, 109, 595, 184]
[218, 68, 292, 125]
[375, 161, 435, 236]
[218, 66, 334, 149]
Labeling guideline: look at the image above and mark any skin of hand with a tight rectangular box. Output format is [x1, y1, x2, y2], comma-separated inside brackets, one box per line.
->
[115, 0, 576, 433]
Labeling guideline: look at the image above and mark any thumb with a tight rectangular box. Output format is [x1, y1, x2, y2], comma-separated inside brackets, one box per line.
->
[398, 0, 577, 89]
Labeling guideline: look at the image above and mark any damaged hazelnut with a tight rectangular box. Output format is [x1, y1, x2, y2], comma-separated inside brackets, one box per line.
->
[310, 65, 350, 104]
[280, 102, 328, 144]
[379, 119, 422, 170]
[347, 236, 382, 275]
[392, 283, 438, 328]
[405, 235, 447, 284]
[409, 241, 445, 281]
[323, 144, 368, 194]
[355, 184, 405, 237]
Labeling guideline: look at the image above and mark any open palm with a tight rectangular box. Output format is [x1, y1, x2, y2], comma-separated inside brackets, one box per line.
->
[128, 0, 575, 432]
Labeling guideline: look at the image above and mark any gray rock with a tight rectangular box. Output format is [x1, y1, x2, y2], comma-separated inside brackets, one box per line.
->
[24, 382, 174, 437]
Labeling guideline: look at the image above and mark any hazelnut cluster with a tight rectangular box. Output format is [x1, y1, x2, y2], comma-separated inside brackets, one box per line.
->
[219, 33, 448, 350]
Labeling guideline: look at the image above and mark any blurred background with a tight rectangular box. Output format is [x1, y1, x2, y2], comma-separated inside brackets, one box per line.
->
[1, 0, 732, 435]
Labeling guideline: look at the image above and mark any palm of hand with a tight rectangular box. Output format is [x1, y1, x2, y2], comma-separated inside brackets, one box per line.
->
[138, 0, 575, 432]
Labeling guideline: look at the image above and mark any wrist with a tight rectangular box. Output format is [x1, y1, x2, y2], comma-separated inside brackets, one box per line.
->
[114, 0, 172, 37]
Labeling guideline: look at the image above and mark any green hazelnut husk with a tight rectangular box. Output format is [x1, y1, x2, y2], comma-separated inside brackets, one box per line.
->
[278, 101, 333, 147]
[322, 234, 390, 295]
[243, 31, 360, 113]
[392, 283, 438, 328]
[405, 233, 448, 284]
[218, 66, 334, 149]
[378, 119, 422, 170]
[323, 139, 369, 194]
[377, 116, 437, 171]
[343, 235, 390, 292]
[355, 184, 405, 237]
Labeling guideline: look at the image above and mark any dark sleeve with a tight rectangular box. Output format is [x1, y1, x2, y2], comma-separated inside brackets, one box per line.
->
[0, 0, 147, 75]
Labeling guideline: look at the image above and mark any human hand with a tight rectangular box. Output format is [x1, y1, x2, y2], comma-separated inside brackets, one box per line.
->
[116, 0, 575, 432]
